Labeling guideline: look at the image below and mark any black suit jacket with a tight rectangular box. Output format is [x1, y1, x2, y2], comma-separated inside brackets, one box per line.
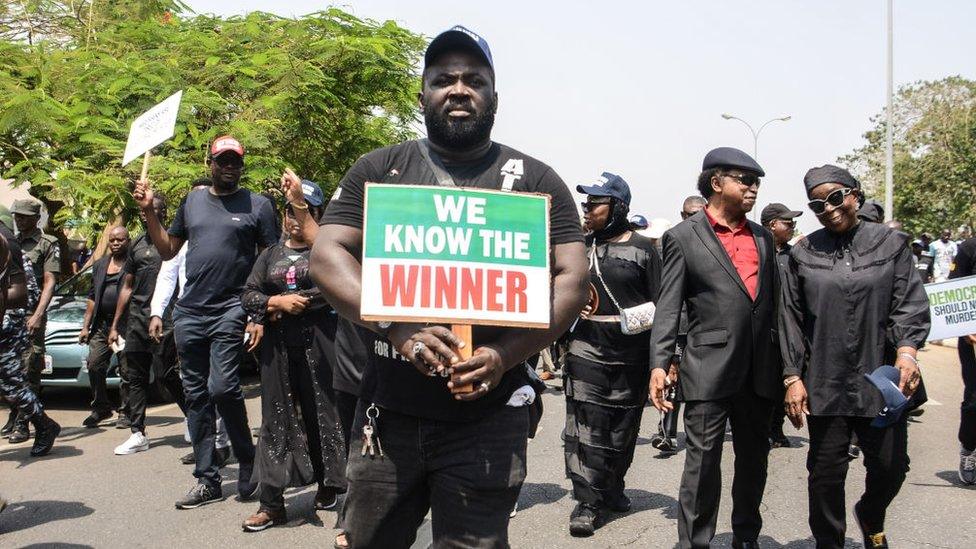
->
[649, 210, 782, 401]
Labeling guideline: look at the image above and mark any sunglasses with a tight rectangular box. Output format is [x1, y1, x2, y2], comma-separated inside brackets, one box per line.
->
[807, 187, 854, 215]
[775, 219, 797, 228]
[581, 200, 612, 212]
[724, 173, 761, 188]
[213, 155, 244, 168]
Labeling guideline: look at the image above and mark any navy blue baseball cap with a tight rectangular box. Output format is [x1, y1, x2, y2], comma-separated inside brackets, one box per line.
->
[864, 365, 910, 428]
[577, 172, 632, 206]
[702, 147, 765, 177]
[629, 214, 649, 230]
[425, 25, 494, 73]
[300, 179, 325, 208]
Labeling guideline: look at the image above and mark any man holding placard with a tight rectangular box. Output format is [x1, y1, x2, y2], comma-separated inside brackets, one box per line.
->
[311, 26, 588, 548]
[134, 136, 279, 509]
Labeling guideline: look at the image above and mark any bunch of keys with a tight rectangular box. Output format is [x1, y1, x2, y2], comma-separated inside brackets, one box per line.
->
[361, 403, 384, 458]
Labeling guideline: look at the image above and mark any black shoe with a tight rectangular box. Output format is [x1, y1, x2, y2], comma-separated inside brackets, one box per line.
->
[7, 421, 30, 444]
[854, 502, 889, 548]
[180, 451, 196, 465]
[30, 414, 60, 457]
[237, 461, 258, 500]
[606, 493, 631, 513]
[175, 483, 223, 509]
[770, 434, 792, 448]
[115, 415, 132, 429]
[215, 446, 232, 468]
[658, 436, 678, 454]
[1, 409, 17, 437]
[650, 431, 666, 449]
[315, 485, 339, 510]
[569, 503, 602, 537]
[83, 410, 112, 428]
[732, 539, 760, 549]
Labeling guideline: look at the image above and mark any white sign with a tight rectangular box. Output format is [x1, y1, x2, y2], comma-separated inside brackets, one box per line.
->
[925, 275, 976, 340]
[121, 90, 183, 166]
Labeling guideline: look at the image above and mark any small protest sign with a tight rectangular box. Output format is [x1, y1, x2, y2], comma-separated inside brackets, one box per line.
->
[361, 184, 551, 328]
[925, 275, 976, 340]
[121, 90, 183, 166]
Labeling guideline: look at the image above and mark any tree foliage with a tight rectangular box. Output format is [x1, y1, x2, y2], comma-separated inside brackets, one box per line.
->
[841, 76, 976, 236]
[0, 1, 424, 238]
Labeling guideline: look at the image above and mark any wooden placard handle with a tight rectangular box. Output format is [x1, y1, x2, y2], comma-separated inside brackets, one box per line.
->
[450, 324, 474, 394]
[140, 151, 152, 181]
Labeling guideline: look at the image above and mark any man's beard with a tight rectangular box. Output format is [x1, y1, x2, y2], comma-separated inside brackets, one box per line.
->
[424, 99, 495, 151]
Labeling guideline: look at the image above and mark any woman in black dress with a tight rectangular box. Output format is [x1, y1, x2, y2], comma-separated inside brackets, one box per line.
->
[240, 180, 346, 532]
[780, 165, 930, 549]
[563, 173, 661, 536]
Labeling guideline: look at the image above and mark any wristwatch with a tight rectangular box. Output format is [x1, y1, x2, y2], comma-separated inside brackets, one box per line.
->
[783, 375, 801, 388]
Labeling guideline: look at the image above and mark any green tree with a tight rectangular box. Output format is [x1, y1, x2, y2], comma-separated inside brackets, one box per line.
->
[0, 1, 424, 239]
[841, 76, 976, 237]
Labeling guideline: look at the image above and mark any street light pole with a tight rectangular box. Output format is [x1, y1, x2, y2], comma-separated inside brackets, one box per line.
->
[884, 0, 894, 222]
[720, 114, 792, 161]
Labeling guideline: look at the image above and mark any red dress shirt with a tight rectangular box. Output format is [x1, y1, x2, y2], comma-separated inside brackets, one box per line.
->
[705, 209, 759, 300]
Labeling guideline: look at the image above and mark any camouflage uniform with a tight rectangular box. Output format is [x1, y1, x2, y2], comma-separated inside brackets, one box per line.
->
[0, 256, 42, 420]
[19, 228, 60, 393]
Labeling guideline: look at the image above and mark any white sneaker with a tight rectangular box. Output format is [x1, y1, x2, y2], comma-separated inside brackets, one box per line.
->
[115, 432, 150, 455]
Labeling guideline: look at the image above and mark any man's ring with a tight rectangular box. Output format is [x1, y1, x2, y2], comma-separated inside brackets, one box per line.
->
[479, 381, 491, 392]
[412, 341, 426, 359]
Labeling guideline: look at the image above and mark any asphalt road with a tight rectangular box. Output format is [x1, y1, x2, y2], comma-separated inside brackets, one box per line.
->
[1, 344, 973, 548]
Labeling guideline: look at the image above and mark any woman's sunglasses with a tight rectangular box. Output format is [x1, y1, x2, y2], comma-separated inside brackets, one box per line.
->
[807, 187, 854, 215]
[581, 200, 612, 213]
[724, 173, 761, 188]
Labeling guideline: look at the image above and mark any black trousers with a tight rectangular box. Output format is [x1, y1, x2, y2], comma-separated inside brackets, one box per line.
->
[343, 402, 528, 549]
[87, 323, 125, 414]
[123, 335, 186, 434]
[678, 389, 774, 549]
[959, 337, 976, 450]
[806, 415, 909, 549]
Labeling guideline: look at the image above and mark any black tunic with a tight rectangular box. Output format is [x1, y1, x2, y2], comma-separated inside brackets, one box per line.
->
[242, 243, 346, 491]
[123, 233, 163, 352]
[779, 222, 931, 417]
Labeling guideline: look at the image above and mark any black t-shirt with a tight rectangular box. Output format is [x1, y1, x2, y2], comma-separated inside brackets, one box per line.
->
[122, 233, 162, 351]
[569, 232, 661, 364]
[169, 187, 279, 315]
[949, 237, 976, 280]
[322, 140, 584, 421]
[98, 271, 122, 322]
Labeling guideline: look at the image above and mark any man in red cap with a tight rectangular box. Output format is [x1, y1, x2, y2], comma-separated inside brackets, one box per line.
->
[133, 135, 279, 509]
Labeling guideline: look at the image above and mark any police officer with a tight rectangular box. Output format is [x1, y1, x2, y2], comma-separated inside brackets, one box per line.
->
[8, 198, 61, 443]
[0, 216, 60, 457]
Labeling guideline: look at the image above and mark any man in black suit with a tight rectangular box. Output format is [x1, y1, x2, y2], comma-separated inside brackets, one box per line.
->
[649, 147, 782, 549]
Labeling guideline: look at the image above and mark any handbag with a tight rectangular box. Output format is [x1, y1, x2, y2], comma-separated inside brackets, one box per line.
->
[590, 243, 656, 335]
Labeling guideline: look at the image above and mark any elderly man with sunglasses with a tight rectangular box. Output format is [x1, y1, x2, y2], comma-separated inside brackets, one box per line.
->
[134, 136, 280, 510]
[649, 147, 782, 549]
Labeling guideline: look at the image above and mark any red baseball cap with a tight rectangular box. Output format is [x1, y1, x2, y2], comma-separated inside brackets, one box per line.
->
[210, 135, 244, 157]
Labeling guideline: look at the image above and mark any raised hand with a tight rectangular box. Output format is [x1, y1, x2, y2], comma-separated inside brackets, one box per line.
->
[134, 178, 154, 209]
[281, 168, 304, 205]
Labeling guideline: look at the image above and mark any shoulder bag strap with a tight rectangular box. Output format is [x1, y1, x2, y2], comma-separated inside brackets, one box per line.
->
[417, 139, 456, 187]
[591, 243, 623, 313]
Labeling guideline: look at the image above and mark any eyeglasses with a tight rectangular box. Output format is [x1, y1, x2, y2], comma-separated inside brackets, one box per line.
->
[214, 155, 244, 169]
[724, 173, 761, 188]
[775, 219, 796, 228]
[807, 187, 854, 215]
[581, 200, 612, 212]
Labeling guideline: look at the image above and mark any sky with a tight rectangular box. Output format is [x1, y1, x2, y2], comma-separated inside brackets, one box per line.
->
[185, 0, 976, 235]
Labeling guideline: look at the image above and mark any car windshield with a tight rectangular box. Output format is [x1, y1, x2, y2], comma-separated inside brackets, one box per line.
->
[46, 302, 88, 324]
[55, 267, 93, 298]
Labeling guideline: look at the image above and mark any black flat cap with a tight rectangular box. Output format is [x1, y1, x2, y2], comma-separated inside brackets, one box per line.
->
[702, 147, 765, 177]
[803, 164, 859, 196]
[760, 203, 803, 226]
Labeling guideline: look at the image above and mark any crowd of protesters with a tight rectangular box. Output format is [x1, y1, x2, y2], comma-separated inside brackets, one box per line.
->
[0, 23, 974, 549]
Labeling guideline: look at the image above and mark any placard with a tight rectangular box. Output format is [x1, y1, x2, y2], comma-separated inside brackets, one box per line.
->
[926, 275, 976, 340]
[361, 184, 551, 328]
